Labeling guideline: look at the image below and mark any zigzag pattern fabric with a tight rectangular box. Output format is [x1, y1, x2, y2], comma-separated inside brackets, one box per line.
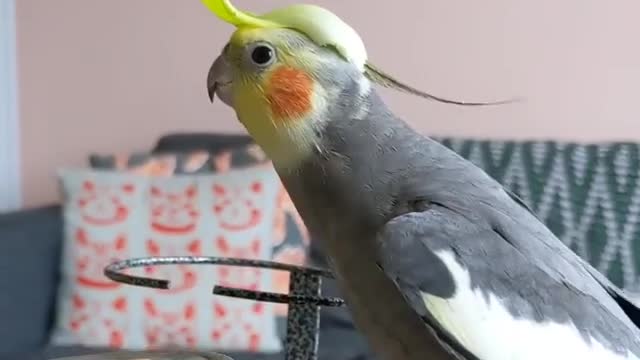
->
[436, 138, 640, 291]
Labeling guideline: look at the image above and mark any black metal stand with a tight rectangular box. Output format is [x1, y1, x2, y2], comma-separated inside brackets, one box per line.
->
[104, 257, 344, 360]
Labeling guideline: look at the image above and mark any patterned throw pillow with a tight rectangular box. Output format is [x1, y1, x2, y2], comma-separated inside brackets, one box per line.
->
[51, 167, 283, 352]
[89, 145, 310, 316]
[435, 138, 640, 291]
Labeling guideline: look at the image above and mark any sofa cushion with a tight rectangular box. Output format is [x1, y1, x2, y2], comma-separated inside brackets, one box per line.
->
[50, 167, 283, 353]
[151, 133, 253, 155]
[89, 143, 311, 320]
[435, 138, 640, 290]
[13, 345, 285, 360]
[0, 205, 64, 356]
[15, 304, 371, 360]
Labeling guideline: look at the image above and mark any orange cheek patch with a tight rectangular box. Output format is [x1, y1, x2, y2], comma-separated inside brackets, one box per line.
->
[266, 66, 313, 123]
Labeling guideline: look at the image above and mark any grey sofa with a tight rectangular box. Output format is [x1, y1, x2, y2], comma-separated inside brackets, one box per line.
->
[0, 203, 374, 360]
[4, 132, 640, 359]
[0, 133, 374, 360]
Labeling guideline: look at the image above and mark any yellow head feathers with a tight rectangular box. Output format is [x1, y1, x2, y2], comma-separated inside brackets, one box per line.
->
[202, 0, 519, 107]
[201, 0, 368, 72]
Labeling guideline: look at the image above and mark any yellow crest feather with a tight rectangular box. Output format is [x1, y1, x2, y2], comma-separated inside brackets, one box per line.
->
[202, 0, 520, 106]
[201, 0, 279, 28]
[201, 0, 367, 71]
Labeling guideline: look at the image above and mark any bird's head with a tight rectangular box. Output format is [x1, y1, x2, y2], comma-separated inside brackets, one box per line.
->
[203, 0, 514, 168]
[205, 0, 372, 167]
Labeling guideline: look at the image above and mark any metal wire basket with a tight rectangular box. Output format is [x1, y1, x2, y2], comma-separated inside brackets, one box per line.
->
[104, 257, 345, 360]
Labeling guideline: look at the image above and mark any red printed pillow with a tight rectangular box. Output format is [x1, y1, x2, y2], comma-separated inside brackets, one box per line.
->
[52, 167, 283, 353]
[89, 147, 312, 317]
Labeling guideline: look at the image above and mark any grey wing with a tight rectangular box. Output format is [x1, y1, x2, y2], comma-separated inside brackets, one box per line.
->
[374, 207, 486, 360]
[584, 263, 640, 328]
[375, 203, 640, 358]
[507, 188, 640, 328]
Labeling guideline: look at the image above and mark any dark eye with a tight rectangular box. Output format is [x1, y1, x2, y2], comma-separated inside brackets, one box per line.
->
[250, 45, 274, 66]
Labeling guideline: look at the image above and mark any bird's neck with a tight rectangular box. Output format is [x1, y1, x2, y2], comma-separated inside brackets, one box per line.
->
[234, 91, 325, 170]
[252, 120, 323, 171]
[239, 77, 375, 171]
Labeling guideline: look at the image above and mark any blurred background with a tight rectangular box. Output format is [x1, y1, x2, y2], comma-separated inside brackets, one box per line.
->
[5, 0, 640, 208]
[2, 1, 640, 359]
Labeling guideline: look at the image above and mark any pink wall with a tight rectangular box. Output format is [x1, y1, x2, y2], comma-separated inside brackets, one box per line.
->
[17, 0, 640, 208]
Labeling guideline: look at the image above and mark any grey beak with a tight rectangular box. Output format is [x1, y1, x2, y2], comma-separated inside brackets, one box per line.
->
[206, 55, 233, 104]
[206, 59, 218, 103]
[207, 81, 217, 103]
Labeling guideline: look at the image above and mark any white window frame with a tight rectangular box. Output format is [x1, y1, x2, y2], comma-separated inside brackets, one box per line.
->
[0, 0, 21, 212]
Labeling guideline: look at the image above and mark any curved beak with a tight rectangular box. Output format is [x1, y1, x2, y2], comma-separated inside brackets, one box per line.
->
[206, 55, 233, 106]
[206, 61, 218, 103]
[207, 81, 217, 103]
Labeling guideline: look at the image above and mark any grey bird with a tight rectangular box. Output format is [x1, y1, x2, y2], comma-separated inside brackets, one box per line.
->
[203, 3, 640, 359]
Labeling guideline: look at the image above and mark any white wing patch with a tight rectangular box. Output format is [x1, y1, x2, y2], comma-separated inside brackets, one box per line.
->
[422, 251, 639, 360]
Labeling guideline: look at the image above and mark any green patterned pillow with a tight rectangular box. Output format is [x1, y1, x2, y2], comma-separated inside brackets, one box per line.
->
[435, 138, 640, 290]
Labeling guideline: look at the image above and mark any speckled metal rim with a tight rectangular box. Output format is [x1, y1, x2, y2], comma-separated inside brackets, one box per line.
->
[104, 256, 344, 307]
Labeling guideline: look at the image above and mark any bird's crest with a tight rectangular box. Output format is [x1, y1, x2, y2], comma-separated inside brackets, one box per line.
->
[201, 0, 519, 106]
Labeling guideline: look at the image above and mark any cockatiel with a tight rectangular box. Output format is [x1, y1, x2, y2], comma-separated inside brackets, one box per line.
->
[201, 1, 640, 359]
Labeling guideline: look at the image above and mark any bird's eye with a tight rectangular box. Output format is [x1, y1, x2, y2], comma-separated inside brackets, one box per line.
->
[250, 45, 275, 66]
